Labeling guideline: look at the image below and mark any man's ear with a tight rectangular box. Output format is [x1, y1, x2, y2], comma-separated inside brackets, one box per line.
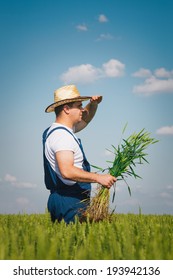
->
[63, 104, 70, 114]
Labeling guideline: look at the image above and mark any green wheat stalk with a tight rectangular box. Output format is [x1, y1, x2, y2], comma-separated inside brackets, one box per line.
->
[83, 125, 158, 222]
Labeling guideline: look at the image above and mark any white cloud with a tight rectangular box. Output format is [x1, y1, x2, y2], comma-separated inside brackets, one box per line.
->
[13, 182, 37, 188]
[159, 192, 171, 199]
[98, 14, 108, 23]
[60, 64, 101, 84]
[4, 173, 17, 183]
[102, 59, 125, 77]
[132, 68, 151, 78]
[133, 77, 173, 95]
[167, 185, 173, 190]
[154, 68, 173, 78]
[4, 173, 36, 188]
[132, 67, 173, 95]
[60, 59, 125, 84]
[158, 185, 173, 200]
[96, 33, 114, 41]
[156, 126, 173, 135]
[76, 24, 88, 31]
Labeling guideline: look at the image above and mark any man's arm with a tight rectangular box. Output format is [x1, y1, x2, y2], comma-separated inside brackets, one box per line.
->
[56, 150, 116, 188]
[75, 96, 102, 132]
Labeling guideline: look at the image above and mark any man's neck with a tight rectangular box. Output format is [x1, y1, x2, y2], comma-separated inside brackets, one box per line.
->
[55, 117, 73, 129]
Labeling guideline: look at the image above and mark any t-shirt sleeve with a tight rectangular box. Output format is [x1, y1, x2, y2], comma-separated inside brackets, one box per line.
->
[48, 129, 76, 153]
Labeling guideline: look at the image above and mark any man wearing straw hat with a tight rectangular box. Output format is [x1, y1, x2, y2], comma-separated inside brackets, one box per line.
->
[43, 85, 116, 223]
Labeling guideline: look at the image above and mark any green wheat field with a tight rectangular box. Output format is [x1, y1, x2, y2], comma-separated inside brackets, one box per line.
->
[0, 213, 173, 260]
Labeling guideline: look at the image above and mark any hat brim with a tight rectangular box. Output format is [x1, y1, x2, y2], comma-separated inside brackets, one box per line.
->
[45, 96, 91, 113]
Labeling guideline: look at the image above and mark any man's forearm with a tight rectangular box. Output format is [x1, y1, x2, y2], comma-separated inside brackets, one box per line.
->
[60, 164, 99, 183]
[82, 101, 98, 124]
[60, 164, 116, 188]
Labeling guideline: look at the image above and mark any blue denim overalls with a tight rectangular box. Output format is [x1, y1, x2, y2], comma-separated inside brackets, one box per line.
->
[42, 126, 91, 223]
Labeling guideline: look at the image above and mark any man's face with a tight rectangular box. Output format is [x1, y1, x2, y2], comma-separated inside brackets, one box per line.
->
[69, 101, 84, 123]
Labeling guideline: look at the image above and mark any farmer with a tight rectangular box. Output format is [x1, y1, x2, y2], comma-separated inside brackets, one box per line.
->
[43, 85, 116, 223]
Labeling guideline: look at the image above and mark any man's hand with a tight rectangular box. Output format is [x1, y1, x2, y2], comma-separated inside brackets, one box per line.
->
[96, 174, 117, 189]
[90, 96, 102, 104]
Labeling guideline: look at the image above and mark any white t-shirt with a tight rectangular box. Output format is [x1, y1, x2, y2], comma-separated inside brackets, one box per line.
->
[45, 123, 84, 185]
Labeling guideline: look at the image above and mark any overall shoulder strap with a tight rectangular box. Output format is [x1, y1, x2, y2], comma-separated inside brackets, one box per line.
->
[45, 126, 80, 146]
[42, 127, 50, 145]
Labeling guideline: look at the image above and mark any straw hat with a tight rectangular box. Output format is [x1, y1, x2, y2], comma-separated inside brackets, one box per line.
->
[45, 85, 91, 113]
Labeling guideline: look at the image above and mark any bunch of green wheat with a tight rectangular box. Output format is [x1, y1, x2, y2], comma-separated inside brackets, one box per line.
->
[83, 127, 158, 222]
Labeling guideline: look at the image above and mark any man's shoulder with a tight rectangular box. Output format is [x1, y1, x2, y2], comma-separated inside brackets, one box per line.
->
[47, 125, 77, 143]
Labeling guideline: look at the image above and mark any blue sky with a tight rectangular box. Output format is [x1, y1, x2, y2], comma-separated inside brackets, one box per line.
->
[0, 0, 173, 215]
